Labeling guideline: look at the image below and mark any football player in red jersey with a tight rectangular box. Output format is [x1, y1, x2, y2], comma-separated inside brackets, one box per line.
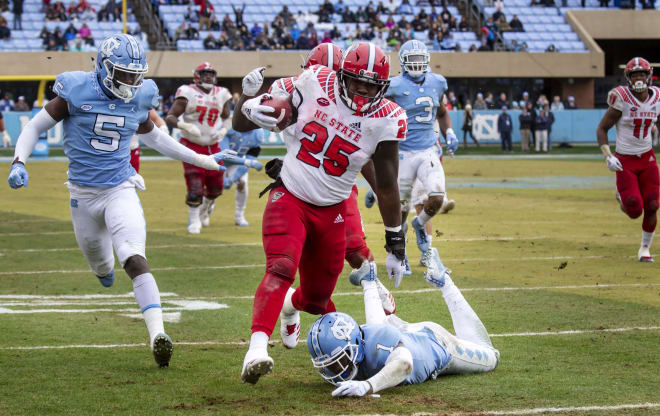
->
[233, 42, 408, 385]
[129, 108, 169, 173]
[270, 42, 396, 337]
[597, 57, 660, 262]
[166, 62, 233, 233]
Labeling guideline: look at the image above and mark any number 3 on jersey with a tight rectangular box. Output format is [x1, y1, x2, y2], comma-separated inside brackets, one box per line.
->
[296, 121, 360, 176]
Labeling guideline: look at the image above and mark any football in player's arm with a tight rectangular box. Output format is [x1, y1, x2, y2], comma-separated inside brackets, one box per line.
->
[595, 57, 660, 262]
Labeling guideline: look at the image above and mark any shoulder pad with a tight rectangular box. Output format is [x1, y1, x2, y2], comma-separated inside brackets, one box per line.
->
[53, 71, 89, 101]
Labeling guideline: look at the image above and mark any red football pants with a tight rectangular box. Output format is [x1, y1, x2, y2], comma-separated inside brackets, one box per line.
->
[344, 185, 372, 268]
[180, 138, 224, 202]
[616, 149, 660, 232]
[251, 186, 347, 336]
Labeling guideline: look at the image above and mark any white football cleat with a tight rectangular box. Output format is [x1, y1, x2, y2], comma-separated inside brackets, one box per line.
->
[441, 199, 456, 214]
[199, 199, 216, 227]
[279, 288, 300, 349]
[376, 279, 396, 315]
[638, 246, 654, 263]
[241, 353, 274, 384]
[187, 219, 201, 234]
[235, 215, 249, 227]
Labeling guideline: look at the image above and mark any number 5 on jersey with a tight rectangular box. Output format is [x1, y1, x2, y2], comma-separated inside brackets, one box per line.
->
[90, 114, 125, 152]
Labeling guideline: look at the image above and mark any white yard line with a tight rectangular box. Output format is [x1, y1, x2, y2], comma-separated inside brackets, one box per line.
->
[0, 242, 263, 253]
[0, 264, 266, 275]
[2, 326, 659, 350]
[485, 402, 660, 415]
[0, 229, 180, 237]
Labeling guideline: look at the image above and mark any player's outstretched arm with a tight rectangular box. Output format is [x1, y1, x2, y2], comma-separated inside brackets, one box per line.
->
[596, 107, 623, 172]
[8, 97, 67, 189]
[137, 119, 224, 171]
[372, 140, 406, 287]
[331, 345, 413, 397]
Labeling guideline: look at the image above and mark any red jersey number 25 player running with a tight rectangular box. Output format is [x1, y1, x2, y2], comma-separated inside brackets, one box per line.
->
[597, 57, 660, 262]
[233, 42, 408, 385]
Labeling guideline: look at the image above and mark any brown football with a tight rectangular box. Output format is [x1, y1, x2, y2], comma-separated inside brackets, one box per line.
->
[260, 95, 293, 132]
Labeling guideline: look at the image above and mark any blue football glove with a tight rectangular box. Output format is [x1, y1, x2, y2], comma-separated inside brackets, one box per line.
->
[245, 156, 263, 171]
[223, 177, 233, 189]
[364, 189, 376, 208]
[8, 163, 29, 189]
[445, 128, 458, 154]
[212, 149, 239, 163]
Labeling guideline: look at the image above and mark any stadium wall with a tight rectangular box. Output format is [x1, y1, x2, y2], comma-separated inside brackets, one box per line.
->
[2, 109, 615, 148]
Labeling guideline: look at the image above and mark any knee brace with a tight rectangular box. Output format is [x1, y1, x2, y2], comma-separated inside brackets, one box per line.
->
[186, 193, 203, 207]
[266, 255, 297, 283]
[624, 195, 643, 219]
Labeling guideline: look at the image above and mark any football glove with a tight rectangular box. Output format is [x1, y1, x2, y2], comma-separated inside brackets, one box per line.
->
[242, 67, 265, 97]
[385, 229, 406, 288]
[8, 162, 28, 189]
[445, 128, 458, 154]
[606, 155, 623, 172]
[364, 189, 376, 208]
[241, 94, 278, 130]
[2, 130, 11, 147]
[265, 158, 283, 179]
[331, 380, 371, 397]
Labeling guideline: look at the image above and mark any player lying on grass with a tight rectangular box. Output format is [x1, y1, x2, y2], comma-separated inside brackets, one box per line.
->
[307, 248, 499, 397]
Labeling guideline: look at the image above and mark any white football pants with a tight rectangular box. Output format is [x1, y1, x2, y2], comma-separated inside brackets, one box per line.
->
[68, 177, 146, 277]
[398, 147, 446, 211]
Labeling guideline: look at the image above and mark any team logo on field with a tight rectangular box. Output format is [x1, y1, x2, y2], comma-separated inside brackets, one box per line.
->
[271, 191, 284, 202]
[317, 97, 330, 106]
[81, 104, 92, 111]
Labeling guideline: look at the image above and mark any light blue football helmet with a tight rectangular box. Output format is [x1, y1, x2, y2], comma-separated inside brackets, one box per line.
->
[399, 39, 430, 78]
[96, 34, 148, 102]
[307, 312, 365, 385]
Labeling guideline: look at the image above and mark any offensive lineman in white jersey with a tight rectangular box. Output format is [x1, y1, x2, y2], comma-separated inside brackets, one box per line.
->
[597, 57, 660, 262]
[166, 62, 233, 233]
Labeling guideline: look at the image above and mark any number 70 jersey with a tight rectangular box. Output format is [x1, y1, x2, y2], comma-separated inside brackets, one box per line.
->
[175, 83, 232, 146]
[280, 65, 407, 206]
[608, 85, 660, 155]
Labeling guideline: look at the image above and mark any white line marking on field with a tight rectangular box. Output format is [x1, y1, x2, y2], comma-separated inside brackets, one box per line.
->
[121, 312, 181, 323]
[0, 242, 263, 254]
[0, 264, 266, 275]
[3, 326, 659, 350]
[490, 326, 660, 337]
[486, 402, 660, 415]
[0, 229, 179, 237]
[0, 292, 178, 299]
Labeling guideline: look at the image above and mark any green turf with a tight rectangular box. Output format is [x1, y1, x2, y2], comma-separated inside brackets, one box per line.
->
[1, 158, 658, 415]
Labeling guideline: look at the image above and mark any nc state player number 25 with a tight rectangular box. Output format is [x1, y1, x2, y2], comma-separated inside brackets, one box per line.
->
[296, 121, 360, 176]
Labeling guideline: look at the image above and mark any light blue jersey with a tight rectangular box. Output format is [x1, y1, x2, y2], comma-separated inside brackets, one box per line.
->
[54, 71, 159, 187]
[356, 323, 451, 385]
[220, 128, 264, 157]
[386, 73, 447, 151]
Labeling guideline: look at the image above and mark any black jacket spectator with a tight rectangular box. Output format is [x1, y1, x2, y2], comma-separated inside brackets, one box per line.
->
[232, 3, 245, 27]
[509, 15, 524, 31]
[0, 20, 9, 39]
[12, 0, 23, 30]
[497, 112, 513, 133]
[203, 33, 218, 49]
[519, 111, 533, 129]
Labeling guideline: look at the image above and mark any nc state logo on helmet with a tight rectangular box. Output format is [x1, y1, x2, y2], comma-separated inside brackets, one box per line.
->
[304, 43, 343, 71]
[624, 57, 653, 94]
[194, 61, 217, 91]
[338, 42, 390, 114]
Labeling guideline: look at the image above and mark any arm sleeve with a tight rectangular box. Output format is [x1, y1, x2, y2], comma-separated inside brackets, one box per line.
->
[13, 109, 58, 164]
[366, 346, 414, 393]
[138, 124, 218, 170]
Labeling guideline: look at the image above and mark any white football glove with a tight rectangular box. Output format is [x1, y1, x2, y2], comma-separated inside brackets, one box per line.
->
[241, 94, 278, 130]
[2, 130, 10, 147]
[242, 67, 265, 97]
[331, 380, 371, 397]
[386, 252, 406, 288]
[606, 155, 623, 172]
[177, 121, 201, 138]
[210, 127, 228, 142]
[193, 154, 226, 171]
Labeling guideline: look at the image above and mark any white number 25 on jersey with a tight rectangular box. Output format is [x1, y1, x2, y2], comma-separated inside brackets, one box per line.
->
[90, 114, 125, 152]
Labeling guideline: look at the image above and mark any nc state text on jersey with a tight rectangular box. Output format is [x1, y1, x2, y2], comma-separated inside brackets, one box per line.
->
[314, 109, 362, 142]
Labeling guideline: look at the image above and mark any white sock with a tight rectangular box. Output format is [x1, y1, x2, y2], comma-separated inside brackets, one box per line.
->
[361, 280, 386, 324]
[418, 209, 432, 225]
[641, 231, 655, 248]
[281, 287, 298, 316]
[246, 331, 269, 357]
[132, 273, 164, 345]
[235, 188, 247, 218]
[188, 206, 200, 223]
[440, 276, 493, 348]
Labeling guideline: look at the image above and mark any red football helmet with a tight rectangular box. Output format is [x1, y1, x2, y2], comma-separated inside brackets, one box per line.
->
[337, 42, 390, 114]
[624, 57, 653, 93]
[304, 43, 343, 71]
[193, 61, 217, 91]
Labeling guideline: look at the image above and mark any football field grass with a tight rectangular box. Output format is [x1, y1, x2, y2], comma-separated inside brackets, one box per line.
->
[1, 156, 658, 415]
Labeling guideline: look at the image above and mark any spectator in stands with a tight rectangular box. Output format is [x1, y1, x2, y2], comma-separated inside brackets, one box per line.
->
[355, 6, 368, 22]
[278, 5, 294, 27]
[334, 0, 347, 14]
[203, 33, 218, 49]
[38, 26, 51, 46]
[441, 32, 456, 50]
[551, 95, 564, 111]
[12, 0, 23, 30]
[497, 106, 513, 152]
[0, 93, 14, 111]
[496, 14, 510, 32]
[232, 3, 245, 27]
[458, 19, 469, 31]
[495, 92, 508, 109]
[397, 0, 414, 14]
[509, 14, 524, 31]
[545, 104, 554, 151]
[519, 41, 529, 51]
[318, 0, 334, 22]
[480, 27, 494, 50]
[250, 23, 262, 39]
[474, 92, 487, 109]
[372, 29, 386, 49]
[210, 16, 221, 31]
[185, 23, 199, 40]
[384, 14, 396, 30]
[492, 4, 504, 22]
[447, 91, 459, 109]
[174, 23, 187, 41]
[185, 6, 199, 23]
[545, 43, 558, 52]
[199, 0, 215, 30]
[485, 92, 496, 109]
[521, 91, 531, 107]
[534, 108, 549, 152]
[329, 25, 341, 40]
[385, 0, 400, 13]
[64, 22, 76, 41]
[45, 37, 60, 50]
[77, 22, 91, 42]
[370, 13, 386, 32]
[0, 0, 7, 11]
[0, 18, 10, 40]
[565, 96, 577, 109]
[519, 105, 532, 152]
[462, 104, 479, 148]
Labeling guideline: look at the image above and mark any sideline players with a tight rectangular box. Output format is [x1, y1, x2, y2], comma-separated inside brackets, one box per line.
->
[596, 57, 660, 262]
